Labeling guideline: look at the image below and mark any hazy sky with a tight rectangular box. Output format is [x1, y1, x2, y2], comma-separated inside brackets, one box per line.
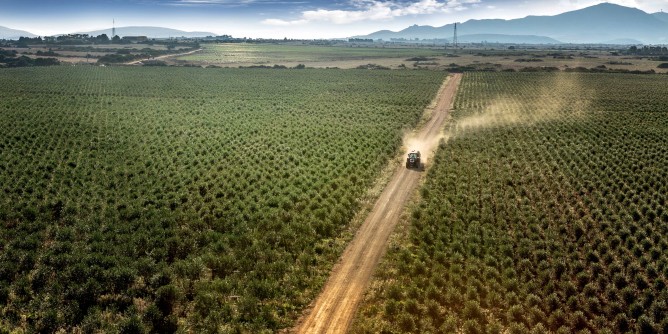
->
[1, 0, 666, 38]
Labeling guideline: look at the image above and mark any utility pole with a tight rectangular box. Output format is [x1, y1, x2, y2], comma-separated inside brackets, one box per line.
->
[453, 22, 458, 50]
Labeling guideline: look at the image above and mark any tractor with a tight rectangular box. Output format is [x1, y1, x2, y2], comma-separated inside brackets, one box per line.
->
[406, 150, 421, 169]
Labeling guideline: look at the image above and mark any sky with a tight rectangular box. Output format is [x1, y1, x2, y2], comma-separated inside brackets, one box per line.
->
[1, 0, 667, 39]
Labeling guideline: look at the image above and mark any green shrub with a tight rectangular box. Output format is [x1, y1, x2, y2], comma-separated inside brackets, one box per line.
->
[398, 313, 416, 332]
[119, 315, 145, 334]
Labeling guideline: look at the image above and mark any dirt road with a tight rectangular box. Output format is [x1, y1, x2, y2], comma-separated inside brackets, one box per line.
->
[125, 48, 202, 65]
[293, 73, 462, 334]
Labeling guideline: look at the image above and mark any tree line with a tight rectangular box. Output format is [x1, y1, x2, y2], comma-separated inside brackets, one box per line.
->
[0, 49, 59, 68]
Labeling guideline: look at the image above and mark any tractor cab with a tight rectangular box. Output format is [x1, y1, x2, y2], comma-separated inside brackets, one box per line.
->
[406, 150, 421, 169]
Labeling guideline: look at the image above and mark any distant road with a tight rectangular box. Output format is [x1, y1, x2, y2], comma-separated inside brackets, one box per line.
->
[125, 48, 202, 65]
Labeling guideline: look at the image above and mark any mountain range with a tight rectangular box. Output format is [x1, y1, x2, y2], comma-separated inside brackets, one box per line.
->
[2, 4, 668, 44]
[76, 26, 215, 39]
[0, 26, 215, 40]
[357, 3, 668, 44]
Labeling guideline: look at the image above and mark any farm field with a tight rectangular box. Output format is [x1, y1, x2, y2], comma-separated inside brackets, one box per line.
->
[440, 49, 668, 73]
[173, 44, 668, 73]
[175, 43, 444, 67]
[8, 41, 666, 74]
[2, 43, 196, 66]
[353, 72, 668, 333]
[0, 66, 445, 332]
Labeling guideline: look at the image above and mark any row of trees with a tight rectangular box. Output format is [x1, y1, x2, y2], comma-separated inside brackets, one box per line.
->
[0, 50, 59, 68]
[17, 34, 126, 46]
[627, 45, 668, 55]
[0, 66, 445, 332]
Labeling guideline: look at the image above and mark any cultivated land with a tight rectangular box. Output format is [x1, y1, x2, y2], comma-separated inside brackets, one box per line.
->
[5, 42, 667, 74]
[0, 67, 445, 332]
[294, 74, 461, 334]
[2, 43, 668, 334]
[352, 72, 668, 333]
[171, 43, 668, 73]
[2, 44, 195, 66]
[174, 43, 443, 68]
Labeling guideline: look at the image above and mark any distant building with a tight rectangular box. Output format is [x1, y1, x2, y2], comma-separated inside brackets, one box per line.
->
[122, 36, 149, 43]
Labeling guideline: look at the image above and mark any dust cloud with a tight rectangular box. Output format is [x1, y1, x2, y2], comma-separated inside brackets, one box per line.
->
[452, 73, 591, 136]
[404, 134, 447, 164]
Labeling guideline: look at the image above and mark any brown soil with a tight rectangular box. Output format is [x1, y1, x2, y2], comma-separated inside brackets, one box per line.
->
[292, 73, 462, 334]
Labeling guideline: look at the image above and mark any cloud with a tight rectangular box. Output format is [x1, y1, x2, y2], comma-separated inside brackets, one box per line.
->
[262, 0, 480, 25]
[261, 18, 309, 26]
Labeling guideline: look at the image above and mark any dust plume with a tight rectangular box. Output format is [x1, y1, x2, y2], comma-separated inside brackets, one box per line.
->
[403, 126, 450, 164]
[451, 72, 591, 136]
[455, 96, 522, 131]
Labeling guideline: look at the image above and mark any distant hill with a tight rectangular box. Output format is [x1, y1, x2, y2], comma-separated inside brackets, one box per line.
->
[458, 34, 561, 44]
[362, 26, 561, 44]
[0, 25, 215, 40]
[358, 3, 668, 44]
[77, 26, 216, 38]
[602, 38, 644, 45]
[364, 24, 440, 40]
[0, 26, 37, 39]
[653, 12, 668, 23]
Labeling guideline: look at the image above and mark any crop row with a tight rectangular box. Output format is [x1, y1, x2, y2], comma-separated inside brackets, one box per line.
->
[353, 72, 668, 333]
[0, 66, 445, 332]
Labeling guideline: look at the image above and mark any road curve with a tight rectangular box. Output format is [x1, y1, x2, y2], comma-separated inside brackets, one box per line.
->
[293, 73, 462, 334]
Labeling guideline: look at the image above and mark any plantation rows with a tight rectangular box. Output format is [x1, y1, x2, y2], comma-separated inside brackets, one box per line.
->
[0, 67, 445, 332]
[353, 72, 668, 333]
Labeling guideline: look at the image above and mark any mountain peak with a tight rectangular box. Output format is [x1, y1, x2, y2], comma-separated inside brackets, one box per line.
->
[357, 3, 668, 44]
[589, 2, 624, 8]
[573, 2, 647, 15]
[653, 11, 668, 23]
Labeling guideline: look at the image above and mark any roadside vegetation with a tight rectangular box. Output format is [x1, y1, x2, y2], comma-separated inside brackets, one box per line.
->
[353, 72, 668, 333]
[0, 66, 445, 333]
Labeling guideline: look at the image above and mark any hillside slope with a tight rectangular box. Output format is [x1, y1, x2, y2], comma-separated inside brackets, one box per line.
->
[0, 25, 36, 39]
[359, 3, 668, 44]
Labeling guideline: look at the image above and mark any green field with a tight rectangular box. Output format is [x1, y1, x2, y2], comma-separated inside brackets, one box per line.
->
[0, 67, 445, 332]
[177, 43, 444, 65]
[353, 72, 668, 333]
